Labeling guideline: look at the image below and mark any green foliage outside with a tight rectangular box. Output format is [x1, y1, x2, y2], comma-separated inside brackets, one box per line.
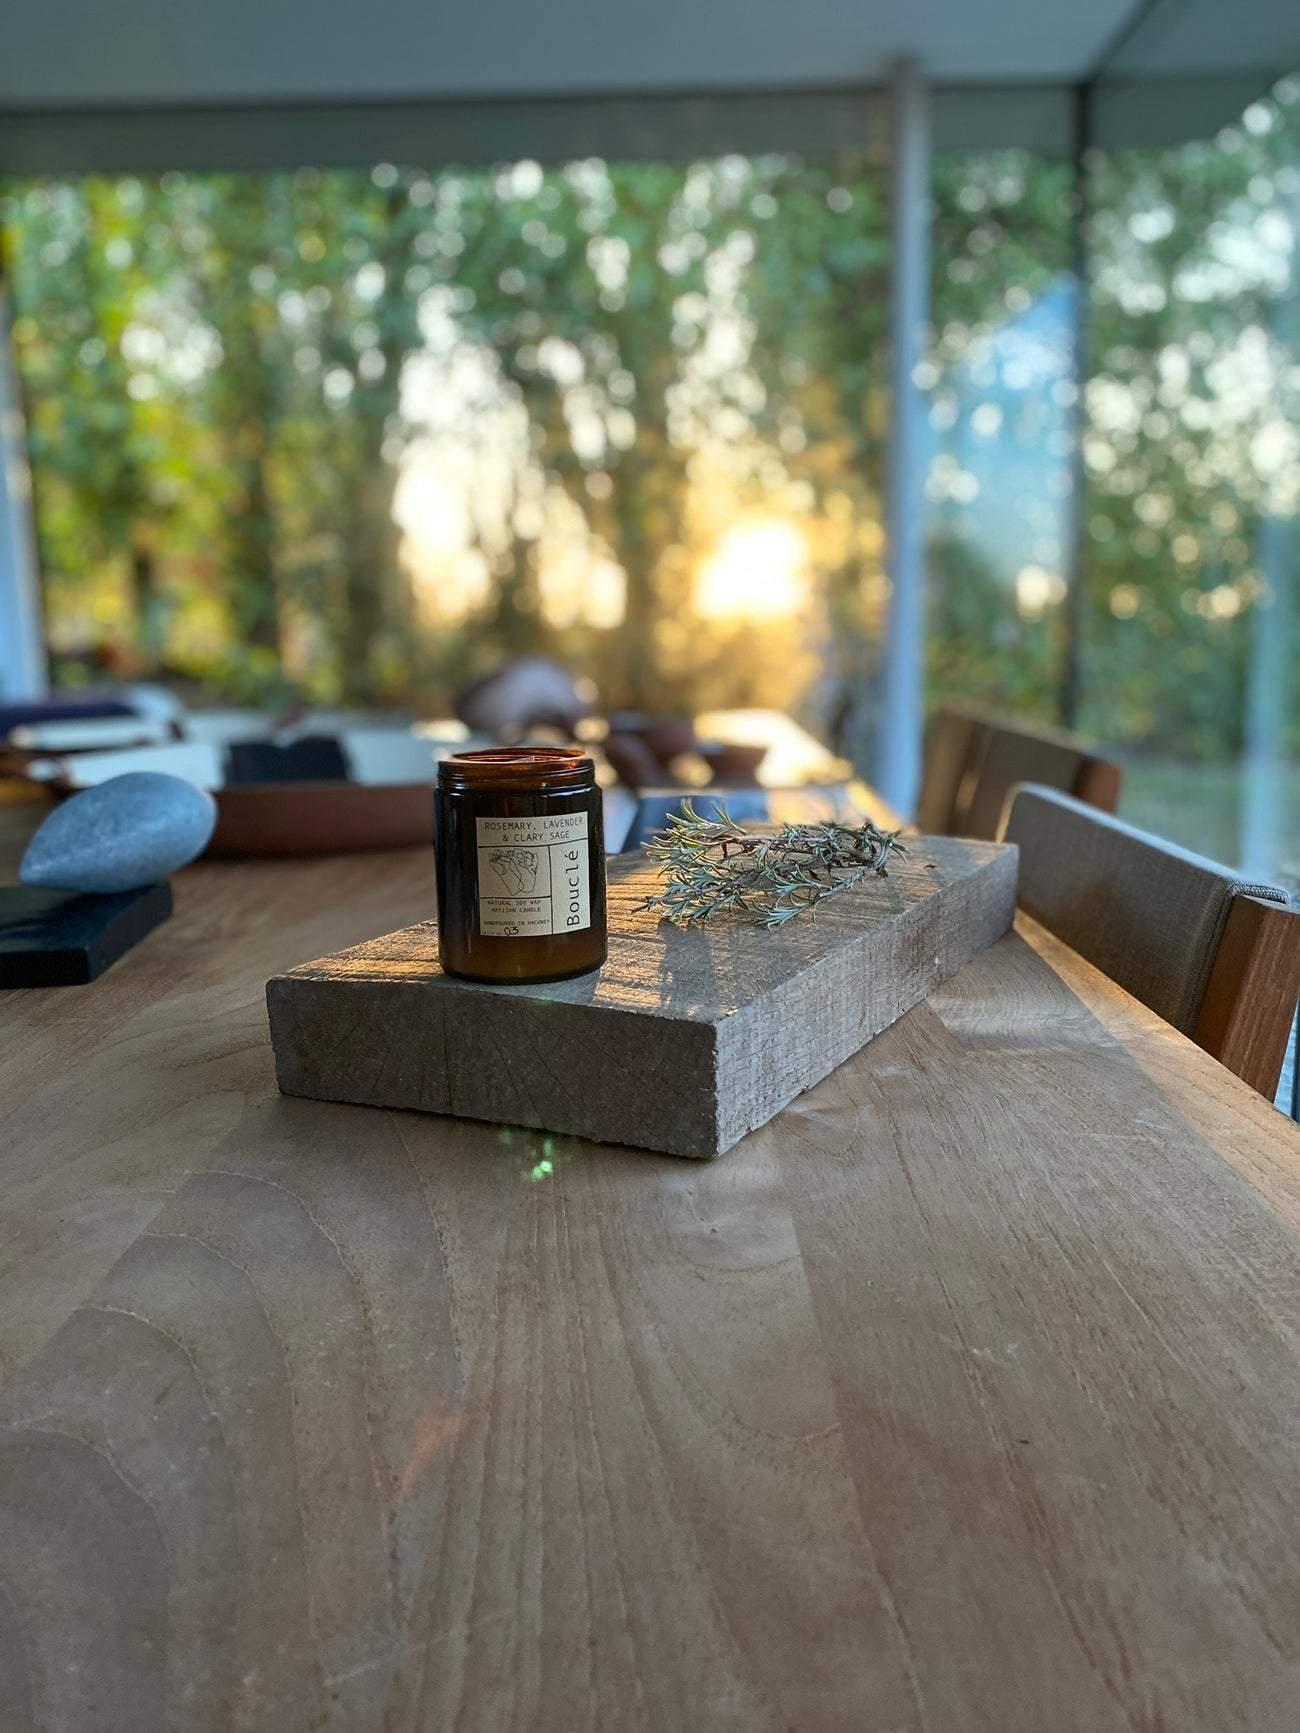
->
[1, 79, 1296, 783]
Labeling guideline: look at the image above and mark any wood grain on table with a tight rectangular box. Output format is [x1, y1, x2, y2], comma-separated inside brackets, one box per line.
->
[1, 801, 1298, 1732]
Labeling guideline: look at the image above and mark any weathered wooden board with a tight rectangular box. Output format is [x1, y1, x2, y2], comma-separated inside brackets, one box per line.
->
[267, 836, 1017, 1157]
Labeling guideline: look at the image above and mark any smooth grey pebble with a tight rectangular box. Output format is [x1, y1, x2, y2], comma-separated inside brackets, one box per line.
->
[20, 771, 217, 894]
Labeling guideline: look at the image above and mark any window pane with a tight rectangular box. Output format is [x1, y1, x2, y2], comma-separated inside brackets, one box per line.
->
[2, 155, 887, 756]
[1085, 80, 1299, 875]
[930, 82, 1298, 880]
[928, 148, 1074, 722]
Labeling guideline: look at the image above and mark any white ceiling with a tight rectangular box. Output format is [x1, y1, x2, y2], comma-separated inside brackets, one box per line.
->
[0, 0, 1189, 107]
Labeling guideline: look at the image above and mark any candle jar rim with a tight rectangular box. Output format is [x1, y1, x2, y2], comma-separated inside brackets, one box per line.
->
[438, 747, 595, 793]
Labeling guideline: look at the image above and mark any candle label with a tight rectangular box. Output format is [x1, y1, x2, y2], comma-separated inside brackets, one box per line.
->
[475, 813, 591, 937]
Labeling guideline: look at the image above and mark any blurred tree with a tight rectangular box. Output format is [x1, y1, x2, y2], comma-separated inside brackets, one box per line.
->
[4, 179, 189, 667]
[1, 75, 1296, 773]
[1081, 114, 1300, 757]
[194, 177, 283, 661]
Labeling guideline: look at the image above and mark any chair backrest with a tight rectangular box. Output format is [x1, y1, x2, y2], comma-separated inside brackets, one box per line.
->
[916, 710, 981, 834]
[919, 707, 1122, 840]
[1004, 784, 1299, 1097]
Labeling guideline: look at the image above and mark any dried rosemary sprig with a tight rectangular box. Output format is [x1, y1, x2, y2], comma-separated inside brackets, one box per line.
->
[640, 799, 905, 929]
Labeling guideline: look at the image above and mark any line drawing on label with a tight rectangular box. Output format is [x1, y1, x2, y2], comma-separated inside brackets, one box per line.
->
[484, 847, 541, 898]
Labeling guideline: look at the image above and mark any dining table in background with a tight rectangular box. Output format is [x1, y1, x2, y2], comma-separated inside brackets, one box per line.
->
[1, 791, 1298, 1731]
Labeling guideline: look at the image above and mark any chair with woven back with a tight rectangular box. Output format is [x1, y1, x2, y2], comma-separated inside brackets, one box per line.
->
[919, 707, 1123, 840]
[1002, 783, 1300, 1100]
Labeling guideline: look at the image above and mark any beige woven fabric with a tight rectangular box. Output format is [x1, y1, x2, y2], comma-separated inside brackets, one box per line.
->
[1003, 785, 1290, 1035]
[919, 708, 1118, 840]
[963, 725, 1090, 840]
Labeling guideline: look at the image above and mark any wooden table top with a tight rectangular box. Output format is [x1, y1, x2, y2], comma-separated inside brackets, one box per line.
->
[2, 796, 1299, 1732]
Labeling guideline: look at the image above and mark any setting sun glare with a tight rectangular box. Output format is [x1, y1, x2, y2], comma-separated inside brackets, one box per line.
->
[694, 521, 809, 621]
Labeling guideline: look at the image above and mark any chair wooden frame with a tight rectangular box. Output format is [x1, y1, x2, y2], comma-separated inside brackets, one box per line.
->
[1004, 783, 1300, 1103]
[1194, 894, 1300, 1099]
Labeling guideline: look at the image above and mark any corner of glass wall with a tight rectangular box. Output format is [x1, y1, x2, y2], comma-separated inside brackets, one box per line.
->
[1083, 77, 1299, 885]
[929, 78, 1299, 888]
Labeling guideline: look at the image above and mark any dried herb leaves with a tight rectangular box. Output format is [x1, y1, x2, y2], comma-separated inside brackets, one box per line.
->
[641, 799, 904, 928]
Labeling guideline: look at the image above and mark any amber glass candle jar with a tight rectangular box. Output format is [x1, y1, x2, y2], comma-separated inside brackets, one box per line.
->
[434, 748, 607, 983]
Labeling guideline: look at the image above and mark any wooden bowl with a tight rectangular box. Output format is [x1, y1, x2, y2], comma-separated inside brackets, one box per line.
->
[696, 742, 769, 785]
[602, 731, 667, 790]
[605, 713, 698, 768]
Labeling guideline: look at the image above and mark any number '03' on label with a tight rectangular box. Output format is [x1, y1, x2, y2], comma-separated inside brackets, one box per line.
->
[475, 813, 591, 937]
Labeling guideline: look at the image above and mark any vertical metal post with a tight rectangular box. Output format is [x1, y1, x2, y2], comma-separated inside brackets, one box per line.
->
[1241, 512, 1290, 876]
[1241, 195, 1297, 879]
[875, 57, 930, 818]
[0, 278, 46, 699]
[1059, 82, 1092, 732]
